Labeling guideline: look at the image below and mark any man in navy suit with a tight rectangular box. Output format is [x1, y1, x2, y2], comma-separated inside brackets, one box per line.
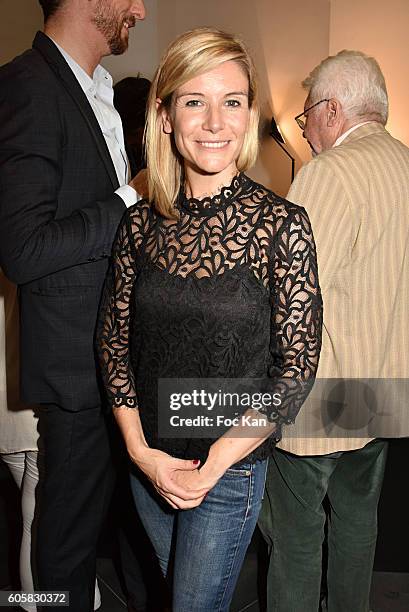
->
[0, 1, 146, 609]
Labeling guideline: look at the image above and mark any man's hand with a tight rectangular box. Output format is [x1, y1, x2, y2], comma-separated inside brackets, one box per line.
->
[129, 168, 148, 199]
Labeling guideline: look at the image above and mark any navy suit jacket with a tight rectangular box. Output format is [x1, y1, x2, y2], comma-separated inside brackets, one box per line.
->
[0, 32, 127, 410]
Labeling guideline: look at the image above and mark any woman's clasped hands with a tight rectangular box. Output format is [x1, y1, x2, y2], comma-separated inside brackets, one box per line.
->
[129, 443, 222, 509]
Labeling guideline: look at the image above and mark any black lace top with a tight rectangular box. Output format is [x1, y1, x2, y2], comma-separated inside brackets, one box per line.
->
[98, 174, 322, 464]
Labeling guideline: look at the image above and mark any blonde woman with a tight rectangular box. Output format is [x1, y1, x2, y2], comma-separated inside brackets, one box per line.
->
[98, 27, 322, 611]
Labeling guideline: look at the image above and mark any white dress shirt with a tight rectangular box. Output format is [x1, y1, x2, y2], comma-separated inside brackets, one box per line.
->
[333, 121, 373, 147]
[53, 39, 139, 207]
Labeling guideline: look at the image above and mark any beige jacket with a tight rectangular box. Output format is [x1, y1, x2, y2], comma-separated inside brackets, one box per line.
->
[278, 122, 409, 455]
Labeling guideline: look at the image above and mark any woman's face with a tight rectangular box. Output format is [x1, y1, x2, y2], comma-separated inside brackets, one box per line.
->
[161, 60, 251, 185]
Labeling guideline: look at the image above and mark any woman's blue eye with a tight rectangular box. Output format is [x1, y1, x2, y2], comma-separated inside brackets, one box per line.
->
[185, 99, 202, 107]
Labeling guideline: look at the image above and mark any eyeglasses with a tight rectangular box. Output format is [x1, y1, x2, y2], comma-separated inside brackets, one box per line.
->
[294, 99, 330, 130]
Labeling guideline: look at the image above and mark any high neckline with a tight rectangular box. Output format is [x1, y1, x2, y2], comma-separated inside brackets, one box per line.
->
[177, 173, 248, 217]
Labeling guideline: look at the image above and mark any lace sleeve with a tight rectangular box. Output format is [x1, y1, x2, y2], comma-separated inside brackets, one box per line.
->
[97, 214, 139, 409]
[266, 205, 323, 431]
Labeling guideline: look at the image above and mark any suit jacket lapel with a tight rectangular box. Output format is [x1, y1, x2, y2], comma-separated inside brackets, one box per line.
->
[32, 31, 119, 190]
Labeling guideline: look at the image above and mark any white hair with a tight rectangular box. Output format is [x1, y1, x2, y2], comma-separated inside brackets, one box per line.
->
[303, 50, 388, 125]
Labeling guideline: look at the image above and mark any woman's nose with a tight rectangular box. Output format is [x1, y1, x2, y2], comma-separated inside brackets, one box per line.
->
[203, 105, 224, 132]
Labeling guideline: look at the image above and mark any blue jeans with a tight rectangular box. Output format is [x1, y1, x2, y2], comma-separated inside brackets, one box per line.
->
[130, 459, 268, 612]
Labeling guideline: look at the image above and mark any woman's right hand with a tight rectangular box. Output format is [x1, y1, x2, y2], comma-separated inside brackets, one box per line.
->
[128, 444, 209, 509]
[113, 406, 207, 508]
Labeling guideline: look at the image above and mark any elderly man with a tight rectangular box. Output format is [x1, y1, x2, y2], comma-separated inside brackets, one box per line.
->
[0, 1, 145, 610]
[259, 50, 409, 611]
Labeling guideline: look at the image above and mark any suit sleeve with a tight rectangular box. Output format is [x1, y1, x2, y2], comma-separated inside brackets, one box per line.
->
[0, 62, 126, 285]
[287, 159, 351, 293]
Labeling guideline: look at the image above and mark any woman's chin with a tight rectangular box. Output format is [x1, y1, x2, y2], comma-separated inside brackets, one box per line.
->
[186, 160, 238, 179]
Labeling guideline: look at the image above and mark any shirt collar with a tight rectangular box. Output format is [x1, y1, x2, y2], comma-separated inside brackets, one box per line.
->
[333, 121, 374, 147]
[50, 37, 113, 95]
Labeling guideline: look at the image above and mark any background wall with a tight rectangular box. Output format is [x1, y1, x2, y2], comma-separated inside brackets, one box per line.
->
[0, 0, 43, 65]
[330, 0, 409, 146]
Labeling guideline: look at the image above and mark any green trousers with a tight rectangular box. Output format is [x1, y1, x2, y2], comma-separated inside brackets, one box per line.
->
[258, 440, 388, 612]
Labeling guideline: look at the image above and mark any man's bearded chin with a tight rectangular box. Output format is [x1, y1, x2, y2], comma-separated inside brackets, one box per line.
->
[109, 16, 136, 55]
[108, 30, 128, 55]
[93, 5, 134, 56]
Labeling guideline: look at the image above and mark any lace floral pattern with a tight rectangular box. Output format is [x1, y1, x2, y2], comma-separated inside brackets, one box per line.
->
[97, 174, 322, 463]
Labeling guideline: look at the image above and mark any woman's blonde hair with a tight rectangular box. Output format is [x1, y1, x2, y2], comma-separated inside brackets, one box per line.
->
[145, 27, 260, 218]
